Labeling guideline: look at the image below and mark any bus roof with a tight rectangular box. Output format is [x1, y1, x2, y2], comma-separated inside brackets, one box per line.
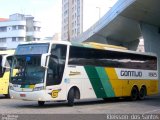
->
[17, 40, 157, 57]
[18, 40, 71, 45]
[83, 42, 127, 50]
[0, 50, 15, 55]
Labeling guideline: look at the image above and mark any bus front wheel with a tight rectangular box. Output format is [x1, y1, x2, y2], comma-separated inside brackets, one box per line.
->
[67, 88, 75, 106]
[38, 101, 45, 106]
[130, 86, 138, 101]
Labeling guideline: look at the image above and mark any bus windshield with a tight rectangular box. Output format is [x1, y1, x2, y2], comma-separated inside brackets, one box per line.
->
[10, 55, 45, 85]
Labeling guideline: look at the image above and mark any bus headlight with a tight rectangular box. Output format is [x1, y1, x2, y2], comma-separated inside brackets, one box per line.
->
[33, 86, 44, 91]
[9, 86, 14, 90]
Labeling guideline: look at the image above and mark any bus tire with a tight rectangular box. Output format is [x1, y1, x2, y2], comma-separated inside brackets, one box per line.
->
[4, 88, 10, 98]
[130, 86, 138, 101]
[138, 86, 146, 100]
[38, 101, 45, 106]
[67, 88, 75, 106]
[4, 94, 10, 98]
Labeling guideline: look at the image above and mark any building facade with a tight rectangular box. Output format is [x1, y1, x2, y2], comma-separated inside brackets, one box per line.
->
[44, 33, 61, 41]
[0, 13, 41, 49]
[62, 0, 83, 41]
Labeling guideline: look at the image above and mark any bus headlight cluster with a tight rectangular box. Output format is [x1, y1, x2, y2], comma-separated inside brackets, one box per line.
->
[33, 86, 44, 91]
[9, 86, 14, 90]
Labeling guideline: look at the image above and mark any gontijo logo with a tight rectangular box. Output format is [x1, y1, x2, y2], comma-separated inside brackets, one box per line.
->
[121, 70, 142, 77]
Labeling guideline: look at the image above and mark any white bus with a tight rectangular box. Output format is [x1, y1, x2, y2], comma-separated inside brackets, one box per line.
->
[9, 41, 158, 106]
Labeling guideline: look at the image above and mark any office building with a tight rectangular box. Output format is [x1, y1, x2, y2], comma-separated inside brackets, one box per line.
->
[0, 13, 41, 49]
[62, 0, 83, 41]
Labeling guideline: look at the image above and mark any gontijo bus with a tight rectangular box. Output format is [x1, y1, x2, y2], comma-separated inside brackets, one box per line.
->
[0, 50, 14, 98]
[9, 41, 158, 106]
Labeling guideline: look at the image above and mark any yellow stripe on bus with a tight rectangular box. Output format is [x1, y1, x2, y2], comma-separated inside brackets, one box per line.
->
[105, 67, 159, 97]
[29, 85, 35, 89]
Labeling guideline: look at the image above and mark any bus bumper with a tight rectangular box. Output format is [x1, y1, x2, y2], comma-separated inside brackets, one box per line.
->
[10, 90, 54, 101]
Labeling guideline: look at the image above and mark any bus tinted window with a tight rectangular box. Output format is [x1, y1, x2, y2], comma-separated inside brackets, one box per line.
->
[0, 55, 2, 77]
[69, 46, 157, 70]
[15, 43, 49, 55]
[46, 44, 67, 86]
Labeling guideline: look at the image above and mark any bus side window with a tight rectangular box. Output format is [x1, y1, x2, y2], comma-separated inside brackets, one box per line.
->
[0, 67, 6, 78]
[0, 66, 3, 77]
[0, 55, 6, 78]
[46, 44, 67, 86]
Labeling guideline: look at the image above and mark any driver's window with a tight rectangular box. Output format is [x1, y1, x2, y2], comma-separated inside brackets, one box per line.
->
[0, 55, 3, 77]
[6, 56, 13, 68]
[46, 44, 67, 86]
[0, 55, 8, 77]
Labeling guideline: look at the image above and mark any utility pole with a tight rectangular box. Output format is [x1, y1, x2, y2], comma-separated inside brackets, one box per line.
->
[96, 7, 101, 20]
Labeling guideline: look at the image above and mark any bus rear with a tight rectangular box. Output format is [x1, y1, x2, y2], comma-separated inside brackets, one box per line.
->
[0, 50, 14, 97]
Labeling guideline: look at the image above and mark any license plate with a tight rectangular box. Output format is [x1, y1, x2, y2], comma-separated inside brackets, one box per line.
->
[20, 94, 26, 97]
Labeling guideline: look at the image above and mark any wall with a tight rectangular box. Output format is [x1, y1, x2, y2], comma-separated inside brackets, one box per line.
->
[140, 23, 160, 90]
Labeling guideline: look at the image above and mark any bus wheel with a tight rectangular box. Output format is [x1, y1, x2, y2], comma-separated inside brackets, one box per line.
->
[38, 101, 45, 106]
[4, 88, 10, 98]
[130, 87, 138, 101]
[4, 94, 10, 98]
[67, 88, 75, 106]
[138, 86, 146, 100]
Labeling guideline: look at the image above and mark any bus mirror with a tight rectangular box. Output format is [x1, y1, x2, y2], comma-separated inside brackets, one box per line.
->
[41, 53, 50, 68]
[2, 55, 12, 69]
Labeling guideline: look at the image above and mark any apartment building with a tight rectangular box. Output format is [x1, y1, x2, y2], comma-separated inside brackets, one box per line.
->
[0, 13, 41, 49]
[62, 0, 83, 41]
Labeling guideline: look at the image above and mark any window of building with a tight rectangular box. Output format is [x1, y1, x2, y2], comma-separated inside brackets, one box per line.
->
[18, 37, 24, 41]
[0, 27, 7, 32]
[77, 28, 80, 34]
[72, 22, 74, 27]
[72, 15, 74, 20]
[12, 26, 17, 30]
[75, 29, 77, 34]
[34, 27, 40, 31]
[75, 21, 76, 26]
[75, 13, 76, 18]
[12, 37, 17, 42]
[34, 27, 36, 31]
[72, 30, 74, 35]
[72, 7, 74, 12]
[18, 25, 25, 30]
[37, 38, 40, 41]
[64, 10, 68, 16]
[37, 27, 40, 31]
[75, 5, 77, 10]
[0, 38, 6, 43]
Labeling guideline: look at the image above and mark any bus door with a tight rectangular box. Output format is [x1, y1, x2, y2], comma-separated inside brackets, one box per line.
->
[46, 44, 67, 99]
[0, 55, 12, 94]
[0, 55, 5, 94]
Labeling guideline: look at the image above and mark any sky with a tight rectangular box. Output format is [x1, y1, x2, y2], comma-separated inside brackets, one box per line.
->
[0, 0, 117, 38]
